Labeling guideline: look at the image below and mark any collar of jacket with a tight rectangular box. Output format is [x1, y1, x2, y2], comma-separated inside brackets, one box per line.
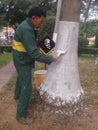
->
[26, 18, 38, 39]
[26, 18, 35, 29]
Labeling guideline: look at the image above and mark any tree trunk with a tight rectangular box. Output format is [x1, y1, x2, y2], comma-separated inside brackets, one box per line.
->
[40, 0, 84, 105]
[52, 0, 62, 42]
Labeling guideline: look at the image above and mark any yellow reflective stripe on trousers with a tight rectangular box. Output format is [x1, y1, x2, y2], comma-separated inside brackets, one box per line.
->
[12, 40, 27, 52]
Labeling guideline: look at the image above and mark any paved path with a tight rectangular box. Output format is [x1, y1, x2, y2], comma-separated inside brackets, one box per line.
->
[0, 61, 16, 90]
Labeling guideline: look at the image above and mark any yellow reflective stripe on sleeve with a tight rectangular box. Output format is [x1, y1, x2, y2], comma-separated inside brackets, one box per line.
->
[12, 40, 27, 52]
[39, 47, 54, 55]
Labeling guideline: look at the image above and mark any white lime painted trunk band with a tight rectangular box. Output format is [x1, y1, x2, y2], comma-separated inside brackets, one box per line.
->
[52, 33, 57, 43]
[40, 21, 84, 105]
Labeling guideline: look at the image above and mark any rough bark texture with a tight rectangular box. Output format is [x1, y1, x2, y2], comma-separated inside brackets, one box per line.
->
[60, 0, 80, 21]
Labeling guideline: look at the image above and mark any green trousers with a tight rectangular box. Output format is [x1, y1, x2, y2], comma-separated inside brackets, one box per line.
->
[12, 50, 34, 118]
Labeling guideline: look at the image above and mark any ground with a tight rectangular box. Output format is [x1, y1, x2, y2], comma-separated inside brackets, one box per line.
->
[0, 57, 98, 130]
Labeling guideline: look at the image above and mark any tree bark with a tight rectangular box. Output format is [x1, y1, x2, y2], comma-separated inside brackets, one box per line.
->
[60, 0, 81, 21]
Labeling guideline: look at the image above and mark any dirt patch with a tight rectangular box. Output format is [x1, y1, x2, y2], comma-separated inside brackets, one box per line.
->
[0, 85, 98, 130]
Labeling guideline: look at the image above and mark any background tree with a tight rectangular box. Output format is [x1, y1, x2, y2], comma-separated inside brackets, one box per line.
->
[0, 0, 57, 27]
[81, 0, 98, 22]
[0, 0, 31, 27]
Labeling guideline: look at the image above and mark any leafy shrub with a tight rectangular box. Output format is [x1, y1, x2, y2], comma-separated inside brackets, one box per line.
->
[38, 16, 55, 40]
[0, 46, 12, 54]
[78, 47, 98, 56]
[78, 36, 89, 48]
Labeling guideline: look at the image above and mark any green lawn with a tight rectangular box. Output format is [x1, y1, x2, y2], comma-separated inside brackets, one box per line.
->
[79, 55, 95, 61]
[0, 52, 12, 68]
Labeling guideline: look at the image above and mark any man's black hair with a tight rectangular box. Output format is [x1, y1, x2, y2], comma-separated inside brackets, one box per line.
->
[28, 6, 46, 18]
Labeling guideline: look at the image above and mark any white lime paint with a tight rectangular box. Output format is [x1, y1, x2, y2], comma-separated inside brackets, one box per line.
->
[52, 33, 57, 43]
[40, 21, 84, 105]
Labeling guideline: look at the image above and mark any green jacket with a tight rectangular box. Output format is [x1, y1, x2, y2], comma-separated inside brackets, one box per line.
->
[12, 18, 53, 65]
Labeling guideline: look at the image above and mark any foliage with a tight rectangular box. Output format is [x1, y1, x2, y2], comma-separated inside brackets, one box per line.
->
[0, 0, 32, 27]
[78, 47, 98, 56]
[78, 36, 89, 48]
[0, 0, 57, 27]
[79, 20, 98, 38]
[0, 46, 12, 53]
[38, 16, 55, 39]
[0, 0, 98, 27]
[81, 0, 98, 22]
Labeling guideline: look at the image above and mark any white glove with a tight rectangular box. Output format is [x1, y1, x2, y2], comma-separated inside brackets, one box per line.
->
[56, 49, 67, 56]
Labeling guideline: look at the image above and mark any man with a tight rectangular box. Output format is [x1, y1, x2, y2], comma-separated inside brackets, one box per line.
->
[12, 6, 59, 125]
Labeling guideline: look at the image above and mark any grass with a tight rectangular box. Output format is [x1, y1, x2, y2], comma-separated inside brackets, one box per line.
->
[0, 52, 12, 68]
[79, 55, 95, 61]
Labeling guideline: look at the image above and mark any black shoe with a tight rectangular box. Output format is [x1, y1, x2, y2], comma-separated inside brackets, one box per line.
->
[17, 117, 34, 125]
[14, 96, 19, 100]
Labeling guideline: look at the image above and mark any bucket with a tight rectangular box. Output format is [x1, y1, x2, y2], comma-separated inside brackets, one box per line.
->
[33, 70, 47, 88]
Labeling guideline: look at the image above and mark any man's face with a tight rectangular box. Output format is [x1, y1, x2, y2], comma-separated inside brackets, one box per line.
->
[31, 16, 45, 28]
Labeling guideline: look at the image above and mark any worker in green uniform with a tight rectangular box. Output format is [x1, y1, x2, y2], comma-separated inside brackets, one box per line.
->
[12, 6, 59, 125]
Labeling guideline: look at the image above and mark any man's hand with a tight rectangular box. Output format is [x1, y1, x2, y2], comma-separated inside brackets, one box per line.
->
[53, 54, 60, 62]
[52, 50, 67, 62]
